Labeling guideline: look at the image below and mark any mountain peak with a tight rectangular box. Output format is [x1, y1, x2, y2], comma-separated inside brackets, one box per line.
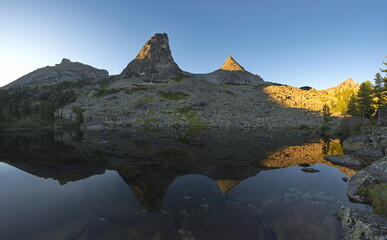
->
[61, 58, 71, 64]
[121, 33, 181, 82]
[220, 56, 245, 71]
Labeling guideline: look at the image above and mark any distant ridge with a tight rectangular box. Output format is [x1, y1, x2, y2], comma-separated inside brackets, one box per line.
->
[6, 58, 109, 87]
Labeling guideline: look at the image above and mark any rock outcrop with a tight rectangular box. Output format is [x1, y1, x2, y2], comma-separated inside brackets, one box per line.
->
[6, 58, 109, 87]
[120, 33, 182, 82]
[347, 157, 387, 202]
[323, 155, 363, 169]
[199, 56, 265, 85]
[338, 206, 387, 240]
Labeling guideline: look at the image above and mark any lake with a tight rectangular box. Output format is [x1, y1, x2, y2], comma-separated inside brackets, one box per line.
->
[0, 129, 369, 240]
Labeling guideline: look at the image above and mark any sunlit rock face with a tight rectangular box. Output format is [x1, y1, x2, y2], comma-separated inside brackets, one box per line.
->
[6, 58, 109, 87]
[323, 78, 360, 95]
[120, 33, 182, 82]
[199, 56, 265, 85]
[220, 56, 245, 71]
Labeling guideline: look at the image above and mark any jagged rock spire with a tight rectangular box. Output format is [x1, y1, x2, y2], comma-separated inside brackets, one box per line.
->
[120, 33, 181, 82]
[220, 56, 245, 71]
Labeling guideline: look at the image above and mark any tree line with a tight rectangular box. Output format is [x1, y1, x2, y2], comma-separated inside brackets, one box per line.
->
[346, 57, 387, 118]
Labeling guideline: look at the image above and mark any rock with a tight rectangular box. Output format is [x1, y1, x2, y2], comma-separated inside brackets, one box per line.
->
[6, 58, 108, 87]
[120, 33, 182, 82]
[342, 177, 348, 182]
[337, 205, 387, 240]
[80, 121, 109, 131]
[323, 155, 363, 168]
[352, 147, 384, 162]
[343, 134, 370, 151]
[301, 167, 320, 173]
[347, 157, 387, 202]
[198, 56, 265, 85]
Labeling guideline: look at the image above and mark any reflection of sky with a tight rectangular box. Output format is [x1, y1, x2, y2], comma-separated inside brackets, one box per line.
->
[1, 0, 387, 89]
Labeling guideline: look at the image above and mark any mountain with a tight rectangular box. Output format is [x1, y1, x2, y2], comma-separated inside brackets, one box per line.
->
[323, 78, 360, 94]
[6, 58, 109, 87]
[120, 33, 182, 83]
[199, 56, 265, 85]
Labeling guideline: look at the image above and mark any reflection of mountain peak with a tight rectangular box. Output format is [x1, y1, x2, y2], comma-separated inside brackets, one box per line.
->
[215, 180, 241, 194]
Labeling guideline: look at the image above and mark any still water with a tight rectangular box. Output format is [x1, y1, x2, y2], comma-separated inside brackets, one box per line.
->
[0, 129, 368, 240]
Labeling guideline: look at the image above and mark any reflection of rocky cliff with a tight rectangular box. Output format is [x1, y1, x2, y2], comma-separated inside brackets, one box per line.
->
[262, 139, 356, 177]
[0, 130, 352, 211]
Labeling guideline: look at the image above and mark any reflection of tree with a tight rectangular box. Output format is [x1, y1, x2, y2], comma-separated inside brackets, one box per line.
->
[321, 138, 344, 156]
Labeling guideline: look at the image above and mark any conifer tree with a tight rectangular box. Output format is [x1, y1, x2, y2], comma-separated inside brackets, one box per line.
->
[357, 81, 375, 118]
[374, 73, 385, 108]
[346, 94, 358, 116]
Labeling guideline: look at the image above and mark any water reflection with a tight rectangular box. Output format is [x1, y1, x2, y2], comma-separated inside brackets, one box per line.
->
[0, 129, 367, 240]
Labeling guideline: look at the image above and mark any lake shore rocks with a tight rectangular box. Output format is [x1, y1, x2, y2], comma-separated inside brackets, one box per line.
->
[323, 155, 363, 169]
[338, 206, 387, 240]
[347, 157, 387, 203]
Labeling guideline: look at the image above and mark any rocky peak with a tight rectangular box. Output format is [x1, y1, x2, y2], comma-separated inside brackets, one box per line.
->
[323, 78, 360, 94]
[220, 56, 245, 71]
[61, 58, 71, 64]
[338, 78, 359, 89]
[120, 33, 181, 82]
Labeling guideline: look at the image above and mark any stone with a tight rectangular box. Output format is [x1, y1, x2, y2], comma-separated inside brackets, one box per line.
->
[342, 177, 348, 182]
[323, 155, 363, 168]
[120, 33, 182, 82]
[352, 147, 384, 162]
[6, 58, 108, 87]
[343, 134, 370, 151]
[347, 157, 387, 202]
[337, 205, 387, 240]
[301, 167, 320, 173]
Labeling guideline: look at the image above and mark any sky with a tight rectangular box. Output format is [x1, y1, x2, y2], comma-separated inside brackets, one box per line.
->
[0, 0, 386, 89]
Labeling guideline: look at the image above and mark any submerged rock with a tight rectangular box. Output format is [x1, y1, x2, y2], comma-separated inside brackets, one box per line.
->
[323, 155, 363, 169]
[347, 157, 387, 202]
[301, 167, 320, 173]
[338, 206, 387, 240]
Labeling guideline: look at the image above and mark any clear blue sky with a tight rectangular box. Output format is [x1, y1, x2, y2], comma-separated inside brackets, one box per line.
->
[1, 0, 386, 89]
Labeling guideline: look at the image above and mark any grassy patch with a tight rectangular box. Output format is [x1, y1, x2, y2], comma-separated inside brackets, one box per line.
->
[142, 118, 159, 132]
[136, 96, 155, 104]
[158, 91, 189, 101]
[170, 74, 191, 83]
[155, 148, 187, 157]
[125, 84, 155, 94]
[93, 88, 121, 98]
[175, 106, 196, 116]
[174, 106, 210, 142]
[369, 184, 387, 215]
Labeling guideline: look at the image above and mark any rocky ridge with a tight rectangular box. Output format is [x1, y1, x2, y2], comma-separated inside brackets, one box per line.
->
[120, 33, 182, 83]
[6, 58, 109, 87]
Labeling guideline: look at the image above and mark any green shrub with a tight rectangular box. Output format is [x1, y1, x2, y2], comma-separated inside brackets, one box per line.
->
[158, 91, 188, 101]
[93, 88, 121, 98]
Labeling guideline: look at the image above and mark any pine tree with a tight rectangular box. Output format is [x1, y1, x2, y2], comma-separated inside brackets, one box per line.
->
[322, 104, 331, 122]
[374, 73, 385, 108]
[346, 94, 358, 115]
[357, 81, 375, 118]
